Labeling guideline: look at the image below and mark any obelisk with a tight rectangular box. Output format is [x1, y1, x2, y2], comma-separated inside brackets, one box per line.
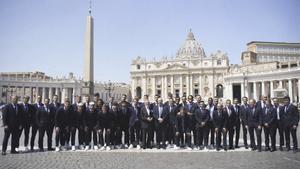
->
[83, 1, 94, 96]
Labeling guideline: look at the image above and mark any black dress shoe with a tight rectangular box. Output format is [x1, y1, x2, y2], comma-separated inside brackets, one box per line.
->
[11, 150, 19, 154]
[245, 145, 249, 149]
[286, 147, 291, 151]
[235, 145, 240, 148]
[1, 151, 6, 156]
[48, 148, 55, 151]
[265, 147, 270, 151]
[39, 149, 44, 152]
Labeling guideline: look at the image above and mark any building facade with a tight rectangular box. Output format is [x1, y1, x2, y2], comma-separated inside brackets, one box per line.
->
[130, 31, 300, 103]
[0, 71, 130, 104]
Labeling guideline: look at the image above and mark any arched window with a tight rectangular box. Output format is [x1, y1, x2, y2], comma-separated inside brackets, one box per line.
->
[216, 84, 223, 98]
[136, 87, 142, 98]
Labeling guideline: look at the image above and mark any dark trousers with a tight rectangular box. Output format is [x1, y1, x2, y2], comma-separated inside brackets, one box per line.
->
[207, 121, 215, 145]
[155, 124, 166, 146]
[85, 127, 97, 146]
[116, 126, 129, 145]
[141, 127, 154, 148]
[55, 126, 70, 147]
[129, 121, 141, 145]
[98, 128, 111, 146]
[275, 121, 284, 147]
[167, 123, 176, 144]
[235, 121, 240, 146]
[228, 126, 235, 148]
[248, 126, 262, 150]
[284, 126, 298, 150]
[16, 125, 30, 148]
[263, 126, 276, 149]
[215, 128, 227, 149]
[38, 126, 53, 149]
[2, 127, 19, 152]
[175, 130, 191, 147]
[70, 126, 77, 146]
[30, 125, 39, 150]
[77, 126, 85, 145]
[241, 120, 248, 146]
[196, 126, 208, 146]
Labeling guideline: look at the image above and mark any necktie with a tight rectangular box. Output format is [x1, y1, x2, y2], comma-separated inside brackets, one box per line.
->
[276, 107, 280, 120]
[265, 108, 268, 115]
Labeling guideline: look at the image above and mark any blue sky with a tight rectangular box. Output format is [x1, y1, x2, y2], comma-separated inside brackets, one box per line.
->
[0, 0, 299, 83]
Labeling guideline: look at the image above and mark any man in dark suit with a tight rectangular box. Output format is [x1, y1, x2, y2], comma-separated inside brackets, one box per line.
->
[55, 98, 72, 151]
[273, 98, 285, 151]
[213, 103, 228, 151]
[83, 101, 98, 151]
[117, 101, 131, 148]
[17, 95, 34, 152]
[256, 95, 267, 110]
[36, 98, 55, 151]
[261, 99, 276, 152]
[140, 100, 154, 149]
[282, 96, 299, 153]
[2, 96, 22, 155]
[129, 97, 141, 149]
[174, 106, 191, 150]
[233, 98, 241, 148]
[246, 99, 262, 152]
[186, 95, 197, 148]
[31, 95, 43, 151]
[153, 98, 168, 149]
[194, 101, 209, 150]
[206, 97, 217, 149]
[240, 96, 249, 149]
[165, 97, 177, 148]
[224, 99, 236, 150]
[70, 96, 82, 151]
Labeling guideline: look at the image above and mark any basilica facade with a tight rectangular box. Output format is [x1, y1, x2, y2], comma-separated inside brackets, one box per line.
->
[130, 31, 300, 103]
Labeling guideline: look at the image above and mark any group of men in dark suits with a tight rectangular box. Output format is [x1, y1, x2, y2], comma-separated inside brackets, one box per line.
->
[1, 93, 299, 155]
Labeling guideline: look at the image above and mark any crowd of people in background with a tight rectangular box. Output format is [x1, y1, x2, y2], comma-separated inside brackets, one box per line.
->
[1, 93, 299, 155]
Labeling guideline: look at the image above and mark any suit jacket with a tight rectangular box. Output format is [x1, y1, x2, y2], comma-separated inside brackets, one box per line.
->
[84, 108, 98, 128]
[166, 104, 178, 125]
[273, 105, 284, 123]
[129, 106, 141, 127]
[140, 106, 154, 129]
[224, 105, 236, 128]
[153, 105, 168, 128]
[55, 107, 72, 127]
[2, 103, 22, 128]
[282, 104, 299, 127]
[256, 100, 266, 110]
[261, 107, 276, 126]
[32, 103, 44, 126]
[213, 110, 228, 129]
[98, 111, 114, 129]
[245, 107, 262, 127]
[233, 104, 241, 124]
[194, 107, 209, 128]
[240, 104, 249, 122]
[207, 104, 217, 122]
[19, 103, 34, 127]
[175, 113, 190, 133]
[36, 104, 55, 128]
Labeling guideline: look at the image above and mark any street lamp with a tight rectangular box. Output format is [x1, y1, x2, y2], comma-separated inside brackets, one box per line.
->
[104, 80, 114, 97]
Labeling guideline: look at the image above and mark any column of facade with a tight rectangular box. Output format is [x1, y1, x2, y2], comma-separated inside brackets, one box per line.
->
[152, 76, 156, 100]
[49, 87, 53, 101]
[142, 77, 147, 98]
[22, 86, 25, 98]
[241, 82, 245, 99]
[244, 82, 249, 98]
[190, 74, 193, 96]
[161, 76, 164, 99]
[72, 88, 76, 103]
[180, 75, 183, 97]
[131, 78, 135, 98]
[42, 87, 46, 101]
[30, 87, 33, 103]
[253, 82, 257, 101]
[270, 81, 274, 99]
[186, 74, 189, 96]
[261, 81, 265, 97]
[288, 79, 293, 101]
[170, 75, 174, 97]
[198, 75, 202, 96]
[61, 88, 66, 103]
[298, 79, 300, 102]
[164, 76, 168, 99]
[35, 87, 39, 102]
